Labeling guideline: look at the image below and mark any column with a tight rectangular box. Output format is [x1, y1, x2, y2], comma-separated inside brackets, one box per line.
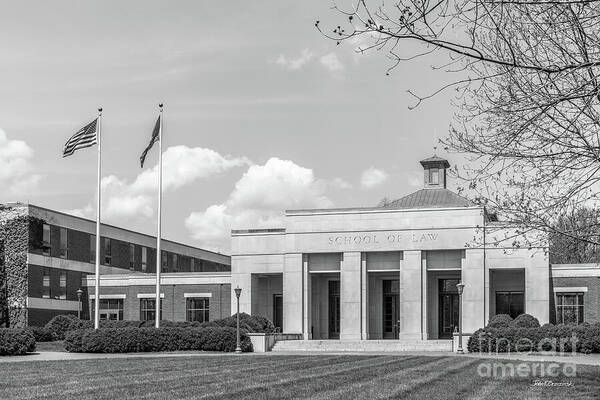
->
[302, 255, 311, 339]
[400, 250, 422, 340]
[361, 253, 368, 340]
[462, 249, 486, 333]
[421, 252, 428, 340]
[283, 253, 303, 334]
[340, 252, 361, 340]
[525, 252, 550, 324]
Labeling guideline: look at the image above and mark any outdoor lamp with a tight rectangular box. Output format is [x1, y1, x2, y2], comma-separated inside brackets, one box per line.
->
[456, 282, 465, 354]
[234, 286, 242, 353]
[76, 288, 84, 319]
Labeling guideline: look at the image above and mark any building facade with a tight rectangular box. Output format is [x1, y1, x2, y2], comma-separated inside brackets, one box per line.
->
[0, 203, 230, 327]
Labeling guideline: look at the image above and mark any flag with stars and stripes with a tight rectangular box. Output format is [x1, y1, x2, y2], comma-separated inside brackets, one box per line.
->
[62, 118, 98, 157]
[140, 115, 160, 168]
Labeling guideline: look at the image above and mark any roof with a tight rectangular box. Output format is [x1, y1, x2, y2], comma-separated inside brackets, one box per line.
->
[380, 188, 473, 210]
[420, 155, 450, 168]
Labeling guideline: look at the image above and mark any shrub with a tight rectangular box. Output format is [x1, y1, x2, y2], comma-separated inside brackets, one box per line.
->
[0, 329, 36, 355]
[511, 314, 540, 328]
[64, 327, 252, 353]
[45, 314, 78, 340]
[204, 313, 276, 333]
[27, 326, 55, 342]
[486, 314, 513, 328]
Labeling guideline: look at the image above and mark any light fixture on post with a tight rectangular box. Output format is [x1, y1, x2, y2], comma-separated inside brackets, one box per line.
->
[76, 288, 83, 319]
[234, 286, 242, 354]
[456, 282, 465, 354]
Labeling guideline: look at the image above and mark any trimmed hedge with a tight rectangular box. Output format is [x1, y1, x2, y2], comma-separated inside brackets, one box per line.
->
[486, 314, 513, 328]
[468, 322, 600, 354]
[64, 327, 252, 353]
[511, 314, 540, 328]
[27, 326, 55, 342]
[45, 314, 78, 340]
[0, 329, 36, 355]
[200, 313, 276, 333]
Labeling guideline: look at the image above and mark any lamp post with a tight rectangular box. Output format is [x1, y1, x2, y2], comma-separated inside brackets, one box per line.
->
[76, 288, 83, 319]
[234, 286, 242, 354]
[456, 282, 465, 354]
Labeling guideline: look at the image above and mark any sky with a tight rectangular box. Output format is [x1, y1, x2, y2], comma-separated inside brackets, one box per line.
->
[0, 0, 463, 254]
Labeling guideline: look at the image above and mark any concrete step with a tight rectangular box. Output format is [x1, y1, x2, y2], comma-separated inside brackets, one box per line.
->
[271, 339, 453, 352]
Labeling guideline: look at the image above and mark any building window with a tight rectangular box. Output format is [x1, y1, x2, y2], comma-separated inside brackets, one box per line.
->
[556, 292, 584, 325]
[429, 168, 439, 185]
[92, 299, 124, 321]
[140, 298, 162, 321]
[59, 227, 68, 259]
[42, 268, 51, 299]
[191, 258, 201, 272]
[172, 254, 178, 272]
[81, 274, 87, 288]
[129, 244, 135, 270]
[42, 224, 51, 256]
[161, 251, 168, 269]
[495, 291, 524, 319]
[186, 298, 209, 322]
[59, 272, 67, 299]
[103, 238, 112, 265]
[90, 234, 96, 264]
[141, 247, 147, 272]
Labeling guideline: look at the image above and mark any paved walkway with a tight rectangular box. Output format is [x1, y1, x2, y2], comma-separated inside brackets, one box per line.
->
[1, 350, 599, 365]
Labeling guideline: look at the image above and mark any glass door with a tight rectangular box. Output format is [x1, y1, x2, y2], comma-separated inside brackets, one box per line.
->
[438, 279, 459, 339]
[328, 280, 340, 339]
[382, 280, 400, 339]
[273, 294, 283, 332]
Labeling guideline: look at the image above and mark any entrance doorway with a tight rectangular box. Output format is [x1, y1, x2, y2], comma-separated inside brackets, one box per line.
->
[273, 294, 283, 332]
[438, 279, 459, 339]
[382, 280, 400, 339]
[328, 280, 340, 339]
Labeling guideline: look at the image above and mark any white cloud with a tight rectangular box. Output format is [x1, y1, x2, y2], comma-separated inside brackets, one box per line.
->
[0, 128, 40, 197]
[331, 177, 353, 189]
[70, 146, 249, 222]
[274, 49, 314, 70]
[319, 53, 344, 73]
[361, 167, 388, 188]
[185, 157, 333, 251]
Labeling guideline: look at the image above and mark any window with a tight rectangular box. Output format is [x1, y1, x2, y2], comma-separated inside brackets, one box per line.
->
[42, 268, 50, 298]
[59, 272, 67, 299]
[172, 254, 178, 272]
[140, 298, 162, 321]
[81, 274, 87, 289]
[556, 292, 584, 325]
[103, 238, 112, 265]
[59, 227, 68, 259]
[42, 224, 51, 256]
[141, 247, 147, 272]
[191, 258, 201, 272]
[495, 291, 524, 319]
[429, 168, 439, 185]
[92, 299, 124, 321]
[161, 251, 168, 269]
[186, 298, 209, 322]
[90, 234, 96, 263]
[129, 244, 135, 270]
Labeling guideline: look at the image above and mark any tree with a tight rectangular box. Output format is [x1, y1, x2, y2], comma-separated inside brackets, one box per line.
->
[319, 0, 600, 245]
[549, 207, 600, 263]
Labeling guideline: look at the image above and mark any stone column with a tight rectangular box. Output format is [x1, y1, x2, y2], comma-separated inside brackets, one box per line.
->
[340, 252, 362, 340]
[302, 255, 312, 339]
[525, 252, 550, 324]
[361, 253, 368, 340]
[421, 252, 428, 340]
[283, 253, 303, 334]
[462, 249, 486, 333]
[400, 250, 422, 340]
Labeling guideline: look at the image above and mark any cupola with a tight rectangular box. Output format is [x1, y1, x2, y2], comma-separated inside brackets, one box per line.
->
[420, 156, 450, 189]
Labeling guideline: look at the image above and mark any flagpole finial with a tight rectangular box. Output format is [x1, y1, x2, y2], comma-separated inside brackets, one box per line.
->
[159, 103, 163, 110]
[98, 107, 103, 113]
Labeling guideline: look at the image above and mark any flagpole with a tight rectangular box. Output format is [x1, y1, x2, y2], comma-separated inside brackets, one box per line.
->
[94, 107, 103, 330]
[155, 104, 163, 329]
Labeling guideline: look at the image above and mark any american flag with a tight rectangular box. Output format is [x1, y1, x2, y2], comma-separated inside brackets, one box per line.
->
[140, 115, 160, 168]
[63, 118, 98, 157]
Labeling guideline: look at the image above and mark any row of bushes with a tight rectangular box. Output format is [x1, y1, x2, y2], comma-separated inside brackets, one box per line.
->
[40, 312, 276, 341]
[467, 314, 600, 353]
[65, 326, 252, 353]
[0, 329, 35, 356]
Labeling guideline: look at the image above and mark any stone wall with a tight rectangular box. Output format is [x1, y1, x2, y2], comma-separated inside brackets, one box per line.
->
[0, 205, 31, 328]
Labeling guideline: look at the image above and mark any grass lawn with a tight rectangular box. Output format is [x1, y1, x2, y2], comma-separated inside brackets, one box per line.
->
[0, 354, 598, 399]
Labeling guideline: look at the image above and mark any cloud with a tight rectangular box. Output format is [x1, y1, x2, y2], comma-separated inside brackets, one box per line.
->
[70, 146, 249, 222]
[0, 128, 40, 197]
[274, 49, 314, 70]
[319, 53, 344, 73]
[361, 167, 389, 188]
[185, 157, 333, 251]
[331, 177, 353, 189]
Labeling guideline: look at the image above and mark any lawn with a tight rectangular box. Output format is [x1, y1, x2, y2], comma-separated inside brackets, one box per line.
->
[0, 354, 598, 399]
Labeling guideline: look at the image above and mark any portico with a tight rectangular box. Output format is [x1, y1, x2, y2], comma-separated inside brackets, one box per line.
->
[230, 157, 549, 342]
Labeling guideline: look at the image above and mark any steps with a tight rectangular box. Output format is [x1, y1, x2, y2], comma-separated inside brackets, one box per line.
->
[271, 339, 453, 352]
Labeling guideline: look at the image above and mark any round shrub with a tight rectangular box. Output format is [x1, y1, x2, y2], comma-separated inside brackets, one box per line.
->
[27, 326, 55, 342]
[487, 314, 513, 328]
[0, 329, 36, 355]
[45, 314, 78, 340]
[511, 314, 540, 328]
[209, 313, 275, 333]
